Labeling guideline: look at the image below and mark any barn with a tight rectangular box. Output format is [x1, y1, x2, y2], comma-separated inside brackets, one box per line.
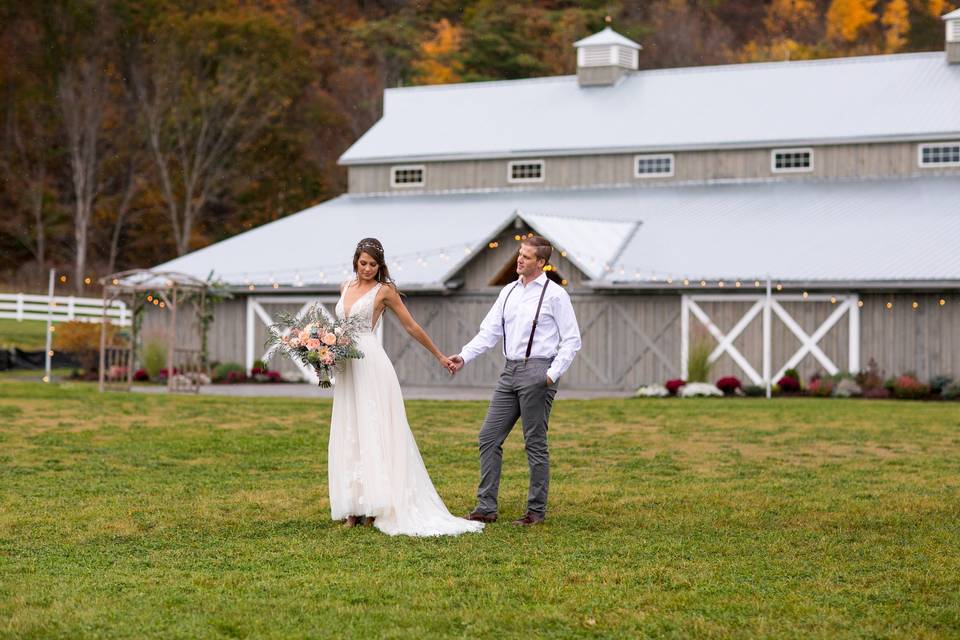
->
[148, 16, 960, 391]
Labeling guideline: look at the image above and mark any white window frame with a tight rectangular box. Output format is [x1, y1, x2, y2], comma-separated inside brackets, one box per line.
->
[390, 164, 426, 188]
[507, 159, 545, 184]
[771, 148, 814, 174]
[634, 153, 675, 178]
[917, 142, 960, 168]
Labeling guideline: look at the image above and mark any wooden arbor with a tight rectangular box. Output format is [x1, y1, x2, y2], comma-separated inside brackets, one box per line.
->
[97, 270, 210, 393]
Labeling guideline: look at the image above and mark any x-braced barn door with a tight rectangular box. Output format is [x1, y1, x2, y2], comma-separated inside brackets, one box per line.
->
[680, 293, 859, 385]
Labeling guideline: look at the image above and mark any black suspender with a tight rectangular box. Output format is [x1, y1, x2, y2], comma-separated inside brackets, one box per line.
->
[501, 278, 550, 359]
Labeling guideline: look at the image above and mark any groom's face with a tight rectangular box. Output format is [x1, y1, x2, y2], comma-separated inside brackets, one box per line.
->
[516, 244, 544, 278]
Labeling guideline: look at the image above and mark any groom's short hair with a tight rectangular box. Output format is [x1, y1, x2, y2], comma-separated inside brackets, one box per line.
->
[522, 235, 552, 263]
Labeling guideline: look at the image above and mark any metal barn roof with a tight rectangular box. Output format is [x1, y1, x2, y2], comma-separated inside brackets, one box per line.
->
[339, 53, 960, 165]
[153, 177, 960, 290]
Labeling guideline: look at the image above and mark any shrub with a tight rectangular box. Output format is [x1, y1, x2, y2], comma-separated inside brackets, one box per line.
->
[687, 339, 713, 383]
[158, 367, 180, 382]
[777, 375, 801, 394]
[715, 376, 742, 396]
[806, 378, 834, 397]
[942, 383, 960, 400]
[55, 321, 119, 375]
[665, 379, 686, 396]
[679, 382, 723, 398]
[142, 336, 167, 381]
[225, 370, 248, 384]
[929, 375, 954, 396]
[856, 358, 884, 391]
[743, 385, 766, 397]
[863, 387, 891, 399]
[133, 368, 149, 382]
[833, 379, 862, 398]
[213, 362, 246, 383]
[892, 375, 930, 400]
[636, 384, 669, 398]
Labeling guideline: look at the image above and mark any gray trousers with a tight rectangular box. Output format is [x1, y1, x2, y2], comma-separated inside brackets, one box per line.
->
[476, 357, 558, 516]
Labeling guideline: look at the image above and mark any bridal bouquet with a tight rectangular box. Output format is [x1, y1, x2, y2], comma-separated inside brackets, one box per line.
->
[264, 305, 365, 387]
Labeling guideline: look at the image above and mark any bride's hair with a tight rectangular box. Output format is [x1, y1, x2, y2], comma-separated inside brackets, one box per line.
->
[353, 238, 399, 292]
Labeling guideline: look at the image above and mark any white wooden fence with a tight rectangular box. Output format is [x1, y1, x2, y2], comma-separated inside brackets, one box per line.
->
[0, 293, 131, 326]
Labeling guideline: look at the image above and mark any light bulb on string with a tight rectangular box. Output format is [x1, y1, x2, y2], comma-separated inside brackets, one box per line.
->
[718, 281, 725, 288]
[666, 277, 673, 284]
[735, 280, 742, 288]
[939, 298, 946, 306]
[857, 300, 864, 308]
[802, 291, 809, 300]
[912, 301, 919, 310]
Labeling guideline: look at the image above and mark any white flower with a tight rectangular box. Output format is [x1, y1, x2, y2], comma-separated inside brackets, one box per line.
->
[334, 327, 344, 336]
[636, 384, 669, 397]
[679, 382, 723, 398]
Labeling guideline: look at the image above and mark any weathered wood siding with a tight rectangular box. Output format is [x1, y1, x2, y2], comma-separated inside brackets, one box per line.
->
[348, 142, 960, 194]
[858, 292, 960, 381]
[146, 289, 958, 389]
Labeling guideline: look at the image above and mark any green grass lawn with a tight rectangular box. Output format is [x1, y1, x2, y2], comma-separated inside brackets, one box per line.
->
[1, 381, 959, 639]
[0, 318, 49, 350]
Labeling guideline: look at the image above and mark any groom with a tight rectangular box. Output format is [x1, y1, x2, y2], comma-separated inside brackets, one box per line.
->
[449, 236, 581, 526]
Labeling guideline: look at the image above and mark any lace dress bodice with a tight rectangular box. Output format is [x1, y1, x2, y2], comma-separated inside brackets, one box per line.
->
[335, 281, 382, 334]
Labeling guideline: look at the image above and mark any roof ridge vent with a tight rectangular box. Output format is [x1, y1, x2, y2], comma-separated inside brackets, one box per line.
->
[573, 26, 641, 87]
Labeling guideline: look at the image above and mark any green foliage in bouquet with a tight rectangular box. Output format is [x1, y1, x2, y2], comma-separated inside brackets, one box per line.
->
[264, 304, 365, 388]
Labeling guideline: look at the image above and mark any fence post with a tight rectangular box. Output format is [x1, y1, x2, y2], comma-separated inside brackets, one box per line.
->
[16, 292, 24, 321]
[68, 296, 76, 320]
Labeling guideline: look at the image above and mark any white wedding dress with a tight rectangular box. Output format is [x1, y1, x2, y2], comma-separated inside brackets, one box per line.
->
[327, 280, 484, 537]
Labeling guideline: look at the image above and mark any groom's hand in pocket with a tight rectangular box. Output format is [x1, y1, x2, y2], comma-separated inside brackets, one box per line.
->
[546, 375, 553, 386]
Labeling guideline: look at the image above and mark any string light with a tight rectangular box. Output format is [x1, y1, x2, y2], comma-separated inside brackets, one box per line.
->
[754, 280, 761, 288]
[802, 291, 809, 299]
[112, 279, 119, 285]
[683, 279, 690, 286]
[666, 277, 673, 284]
[48, 350, 54, 357]
[776, 283, 783, 291]
[272, 283, 280, 289]
[42, 375, 49, 383]
[912, 301, 919, 309]
[248, 284, 255, 291]
[561, 279, 568, 286]
[718, 281, 725, 288]
[940, 298, 947, 306]
[49, 326, 55, 333]
[83, 277, 91, 285]
[514, 234, 521, 241]
[488, 241, 499, 249]
[858, 300, 864, 308]
[560, 251, 567, 257]
[59, 275, 67, 283]
[830, 296, 837, 304]
[159, 301, 166, 308]
[735, 280, 742, 288]
[699, 280, 707, 287]
[886, 302, 893, 310]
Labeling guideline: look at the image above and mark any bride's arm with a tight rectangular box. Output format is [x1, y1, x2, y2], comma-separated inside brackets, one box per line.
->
[380, 286, 450, 365]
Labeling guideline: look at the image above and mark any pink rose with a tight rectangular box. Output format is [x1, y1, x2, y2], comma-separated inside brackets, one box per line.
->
[306, 338, 321, 350]
[289, 337, 301, 348]
[322, 333, 336, 346]
[337, 336, 351, 346]
[298, 329, 310, 342]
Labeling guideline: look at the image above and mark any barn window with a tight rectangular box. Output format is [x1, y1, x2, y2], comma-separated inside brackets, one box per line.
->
[390, 165, 425, 187]
[918, 142, 960, 167]
[771, 148, 813, 173]
[508, 160, 545, 183]
[634, 154, 674, 178]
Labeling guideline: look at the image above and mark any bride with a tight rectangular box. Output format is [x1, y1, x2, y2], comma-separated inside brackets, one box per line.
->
[328, 238, 484, 537]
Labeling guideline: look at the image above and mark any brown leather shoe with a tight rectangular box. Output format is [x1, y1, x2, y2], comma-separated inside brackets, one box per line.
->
[511, 512, 545, 526]
[466, 510, 498, 523]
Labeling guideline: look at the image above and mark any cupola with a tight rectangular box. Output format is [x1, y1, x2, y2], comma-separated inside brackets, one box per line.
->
[573, 27, 642, 87]
[944, 8, 960, 64]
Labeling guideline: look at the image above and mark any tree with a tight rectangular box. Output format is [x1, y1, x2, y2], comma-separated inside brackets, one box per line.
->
[132, 9, 301, 256]
[58, 58, 106, 292]
[826, 0, 879, 43]
[882, 0, 911, 51]
[412, 19, 463, 85]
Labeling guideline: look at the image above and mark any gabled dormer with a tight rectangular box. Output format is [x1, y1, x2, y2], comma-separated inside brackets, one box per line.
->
[573, 27, 641, 87]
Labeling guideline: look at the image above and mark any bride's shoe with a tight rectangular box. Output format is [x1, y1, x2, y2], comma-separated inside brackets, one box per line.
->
[344, 515, 360, 528]
[363, 516, 375, 527]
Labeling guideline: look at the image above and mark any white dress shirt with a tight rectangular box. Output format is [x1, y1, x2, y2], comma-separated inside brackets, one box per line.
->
[459, 272, 582, 382]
